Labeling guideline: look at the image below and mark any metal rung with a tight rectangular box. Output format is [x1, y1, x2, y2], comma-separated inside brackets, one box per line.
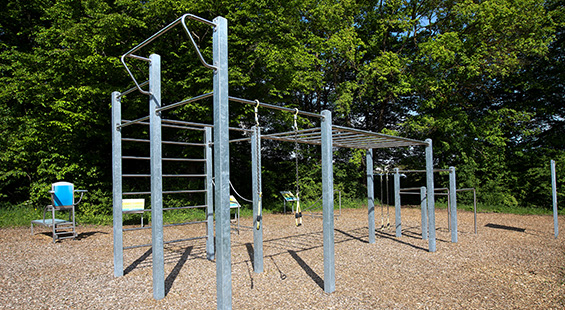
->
[123, 236, 207, 250]
[123, 190, 206, 196]
[122, 174, 206, 178]
[164, 220, 206, 227]
[122, 156, 206, 162]
[122, 138, 205, 147]
[163, 189, 207, 194]
[123, 192, 151, 196]
[123, 219, 206, 232]
[163, 205, 207, 211]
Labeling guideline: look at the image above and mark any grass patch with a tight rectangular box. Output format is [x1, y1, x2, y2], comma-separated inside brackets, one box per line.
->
[1, 195, 562, 228]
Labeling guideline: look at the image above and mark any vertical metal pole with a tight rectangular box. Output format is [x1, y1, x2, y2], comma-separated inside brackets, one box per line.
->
[213, 16, 231, 310]
[473, 189, 477, 234]
[367, 149, 375, 244]
[252, 126, 263, 273]
[551, 160, 559, 239]
[112, 91, 123, 277]
[420, 186, 428, 240]
[425, 139, 436, 252]
[394, 168, 401, 237]
[205, 127, 215, 260]
[449, 166, 457, 243]
[321, 110, 335, 293]
[149, 54, 164, 300]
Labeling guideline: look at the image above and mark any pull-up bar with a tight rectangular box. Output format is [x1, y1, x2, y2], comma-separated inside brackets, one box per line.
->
[228, 96, 323, 118]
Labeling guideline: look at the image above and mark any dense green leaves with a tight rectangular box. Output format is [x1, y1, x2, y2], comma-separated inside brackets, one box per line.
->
[0, 0, 563, 216]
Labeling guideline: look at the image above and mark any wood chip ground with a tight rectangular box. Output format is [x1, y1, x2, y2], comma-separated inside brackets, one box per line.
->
[1, 207, 564, 309]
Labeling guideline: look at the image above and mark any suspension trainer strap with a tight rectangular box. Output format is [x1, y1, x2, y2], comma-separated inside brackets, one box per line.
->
[293, 108, 302, 226]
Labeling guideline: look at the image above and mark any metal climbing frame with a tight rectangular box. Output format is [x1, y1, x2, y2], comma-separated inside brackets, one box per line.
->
[388, 167, 458, 245]
[112, 14, 220, 302]
[112, 13, 439, 309]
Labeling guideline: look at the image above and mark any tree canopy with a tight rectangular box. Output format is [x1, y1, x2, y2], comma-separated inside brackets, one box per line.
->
[1, 0, 563, 215]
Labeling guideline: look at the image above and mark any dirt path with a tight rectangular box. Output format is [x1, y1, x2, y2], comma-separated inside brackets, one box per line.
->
[1, 207, 563, 309]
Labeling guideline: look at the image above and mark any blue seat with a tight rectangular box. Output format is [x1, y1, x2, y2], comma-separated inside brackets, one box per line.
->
[31, 182, 87, 242]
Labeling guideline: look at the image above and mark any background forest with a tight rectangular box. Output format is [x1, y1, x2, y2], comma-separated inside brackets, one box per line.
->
[1, 0, 564, 222]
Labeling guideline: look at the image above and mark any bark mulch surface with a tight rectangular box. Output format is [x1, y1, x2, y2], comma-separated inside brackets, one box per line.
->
[1, 207, 564, 309]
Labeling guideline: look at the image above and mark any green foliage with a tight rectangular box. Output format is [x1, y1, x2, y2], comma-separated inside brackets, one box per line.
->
[0, 0, 563, 227]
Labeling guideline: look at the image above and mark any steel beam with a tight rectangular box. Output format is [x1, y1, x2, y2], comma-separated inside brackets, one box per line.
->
[112, 91, 123, 277]
[205, 127, 215, 260]
[420, 186, 428, 240]
[449, 166, 458, 243]
[425, 139, 436, 252]
[551, 160, 559, 239]
[321, 110, 335, 293]
[394, 168, 401, 237]
[149, 54, 164, 300]
[213, 16, 232, 310]
[367, 149, 375, 244]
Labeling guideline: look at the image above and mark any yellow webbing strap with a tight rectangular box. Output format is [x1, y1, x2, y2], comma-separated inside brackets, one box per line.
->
[294, 198, 302, 227]
[256, 192, 262, 230]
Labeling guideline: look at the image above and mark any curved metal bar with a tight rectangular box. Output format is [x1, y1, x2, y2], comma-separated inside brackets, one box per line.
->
[181, 15, 216, 70]
[120, 14, 217, 95]
[121, 54, 152, 96]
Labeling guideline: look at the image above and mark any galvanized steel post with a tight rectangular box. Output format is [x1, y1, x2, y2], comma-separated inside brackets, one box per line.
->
[394, 168, 401, 237]
[420, 186, 428, 240]
[149, 54, 165, 300]
[367, 149, 375, 244]
[213, 16, 231, 310]
[252, 126, 263, 273]
[449, 166, 458, 243]
[112, 91, 123, 277]
[205, 127, 215, 260]
[425, 139, 436, 252]
[551, 160, 559, 239]
[321, 110, 335, 293]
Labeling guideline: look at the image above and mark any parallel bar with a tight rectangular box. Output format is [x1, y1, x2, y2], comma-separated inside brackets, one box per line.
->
[156, 92, 214, 113]
[425, 139, 436, 252]
[367, 149, 375, 244]
[551, 160, 559, 239]
[420, 186, 428, 240]
[321, 110, 335, 293]
[149, 54, 165, 300]
[449, 166, 458, 243]
[252, 126, 263, 273]
[213, 16, 232, 310]
[112, 91, 123, 277]
[394, 168, 401, 237]
[228, 96, 323, 118]
[205, 127, 215, 260]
